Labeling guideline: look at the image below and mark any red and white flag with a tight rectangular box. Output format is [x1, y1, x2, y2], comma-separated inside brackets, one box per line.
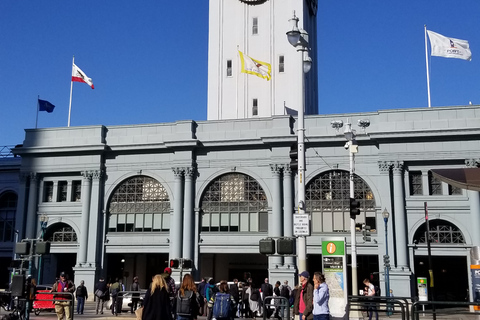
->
[72, 63, 94, 89]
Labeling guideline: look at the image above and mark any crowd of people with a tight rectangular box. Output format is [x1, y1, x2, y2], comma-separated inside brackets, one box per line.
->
[42, 267, 333, 320]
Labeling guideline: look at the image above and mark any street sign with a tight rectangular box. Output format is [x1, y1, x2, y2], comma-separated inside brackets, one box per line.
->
[293, 214, 310, 236]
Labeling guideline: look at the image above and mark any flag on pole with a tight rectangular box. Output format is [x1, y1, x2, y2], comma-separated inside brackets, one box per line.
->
[427, 30, 472, 61]
[238, 50, 272, 81]
[72, 63, 95, 88]
[38, 98, 55, 113]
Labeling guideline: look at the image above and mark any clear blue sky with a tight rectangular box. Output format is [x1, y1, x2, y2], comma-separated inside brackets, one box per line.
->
[1, 1, 479, 146]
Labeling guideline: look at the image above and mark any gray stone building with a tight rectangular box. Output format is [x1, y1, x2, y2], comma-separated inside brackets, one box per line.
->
[1, 105, 479, 302]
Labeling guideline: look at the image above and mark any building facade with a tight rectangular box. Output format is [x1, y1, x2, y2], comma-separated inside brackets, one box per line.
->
[1, 105, 479, 302]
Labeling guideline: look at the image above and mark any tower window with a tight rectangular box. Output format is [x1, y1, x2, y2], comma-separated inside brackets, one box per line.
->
[252, 17, 258, 35]
[409, 171, 423, 196]
[43, 181, 53, 202]
[227, 60, 232, 77]
[279, 55, 284, 73]
[252, 99, 258, 116]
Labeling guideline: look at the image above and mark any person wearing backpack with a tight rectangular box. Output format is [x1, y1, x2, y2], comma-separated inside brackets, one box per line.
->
[211, 280, 236, 320]
[75, 280, 88, 315]
[363, 278, 378, 320]
[176, 274, 200, 320]
[109, 278, 121, 315]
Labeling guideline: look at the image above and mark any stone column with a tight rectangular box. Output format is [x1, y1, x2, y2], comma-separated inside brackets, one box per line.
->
[25, 172, 38, 239]
[283, 165, 295, 267]
[270, 164, 283, 268]
[183, 167, 195, 260]
[466, 159, 480, 246]
[171, 168, 184, 259]
[15, 173, 29, 241]
[87, 170, 102, 264]
[77, 171, 92, 265]
[392, 161, 408, 270]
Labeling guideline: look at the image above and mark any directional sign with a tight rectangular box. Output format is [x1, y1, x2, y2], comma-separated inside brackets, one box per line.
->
[293, 214, 310, 236]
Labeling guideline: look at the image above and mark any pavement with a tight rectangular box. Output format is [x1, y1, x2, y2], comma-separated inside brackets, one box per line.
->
[2, 301, 480, 320]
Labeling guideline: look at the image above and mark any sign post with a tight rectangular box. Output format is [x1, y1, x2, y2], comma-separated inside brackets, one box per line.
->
[321, 238, 347, 318]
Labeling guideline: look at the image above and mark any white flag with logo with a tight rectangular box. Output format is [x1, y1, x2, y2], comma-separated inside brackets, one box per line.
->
[427, 30, 472, 61]
[238, 50, 271, 81]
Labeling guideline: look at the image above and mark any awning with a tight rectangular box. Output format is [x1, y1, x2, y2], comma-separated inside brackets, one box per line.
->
[430, 168, 480, 192]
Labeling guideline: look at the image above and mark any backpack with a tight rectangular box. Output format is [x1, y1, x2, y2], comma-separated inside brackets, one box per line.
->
[280, 285, 290, 299]
[176, 290, 194, 316]
[374, 285, 381, 297]
[75, 286, 83, 297]
[212, 293, 232, 319]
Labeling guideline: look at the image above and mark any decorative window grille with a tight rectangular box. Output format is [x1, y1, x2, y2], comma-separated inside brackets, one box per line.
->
[448, 184, 463, 195]
[57, 181, 67, 202]
[46, 224, 77, 243]
[0, 192, 17, 242]
[413, 220, 465, 244]
[108, 176, 170, 232]
[428, 171, 442, 195]
[306, 170, 376, 232]
[409, 171, 423, 196]
[200, 173, 268, 232]
[71, 180, 82, 201]
[43, 181, 53, 202]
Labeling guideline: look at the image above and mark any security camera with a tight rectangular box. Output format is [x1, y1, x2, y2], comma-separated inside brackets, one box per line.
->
[344, 142, 349, 150]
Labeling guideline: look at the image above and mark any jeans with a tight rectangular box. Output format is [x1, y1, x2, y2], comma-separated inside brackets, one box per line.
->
[178, 315, 193, 320]
[313, 314, 329, 320]
[367, 302, 378, 320]
[76, 297, 85, 314]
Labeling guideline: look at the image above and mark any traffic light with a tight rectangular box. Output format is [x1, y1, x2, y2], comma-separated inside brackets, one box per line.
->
[362, 224, 371, 242]
[259, 238, 275, 255]
[383, 255, 390, 268]
[170, 259, 180, 268]
[277, 238, 295, 255]
[349, 198, 361, 218]
[36, 241, 51, 254]
[182, 259, 193, 269]
[15, 242, 31, 256]
[289, 143, 298, 171]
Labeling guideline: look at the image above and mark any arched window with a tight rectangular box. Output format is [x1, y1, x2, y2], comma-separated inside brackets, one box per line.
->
[107, 175, 170, 232]
[0, 192, 17, 242]
[413, 220, 465, 244]
[45, 223, 77, 242]
[200, 173, 268, 232]
[306, 170, 376, 232]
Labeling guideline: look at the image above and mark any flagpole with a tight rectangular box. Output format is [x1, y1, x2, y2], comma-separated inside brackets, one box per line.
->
[68, 56, 74, 127]
[36, 95, 39, 129]
[424, 25, 432, 108]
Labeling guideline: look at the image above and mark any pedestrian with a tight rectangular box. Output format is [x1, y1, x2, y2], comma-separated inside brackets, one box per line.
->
[273, 281, 281, 320]
[294, 271, 313, 320]
[205, 278, 218, 320]
[312, 273, 329, 320]
[197, 277, 207, 316]
[363, 278, 378, 320]
[131, 276, 140, 314]
[94, 277, 109, 315]
[261, 278, 273, 302]
[142, 274, 172, 320]
[109, 278, 121, 315]
[75, 280, 88, 315]
[230, 279, 240, 317]
[211, 280, 236, 320]
[175, 274, 200, 320]
[162, 267, 176, 302]
[246, 280, 261, 318]
[51, 271, 75, 320]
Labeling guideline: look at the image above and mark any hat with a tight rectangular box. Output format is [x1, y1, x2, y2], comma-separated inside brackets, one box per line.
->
[60, 272, 66, 277]
[164, 267, 172, 274]
[299, 271, 310, 278]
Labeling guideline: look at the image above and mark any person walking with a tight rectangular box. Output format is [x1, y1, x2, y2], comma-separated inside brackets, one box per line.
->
[142, 274, 172, 320]
[294, 271, 313, 320]
[230, 279, 240, 318]
[211, 280, 236, 320]
[197, 277, 207, 316]
[312, 273, 329, 320]
[51, 271, 75, 320]
[363, 278, 378, 320]
[246, 280, 261, 319]
[75, 280, 88, 315]
[205, 278, 218, 320]
[109, 278, 121, 315]
[175, 274, 200, 320]
[131, 276, 140, 314]
[94, 277, 109, 314]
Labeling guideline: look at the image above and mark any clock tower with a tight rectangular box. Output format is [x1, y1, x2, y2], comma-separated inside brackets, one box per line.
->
[207, 0, 318, 120]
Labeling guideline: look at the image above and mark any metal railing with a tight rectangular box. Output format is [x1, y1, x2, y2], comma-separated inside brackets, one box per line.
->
[347, 295, 413, 320]
[262, 296, 290, 320]
[411, 300, 480, 320]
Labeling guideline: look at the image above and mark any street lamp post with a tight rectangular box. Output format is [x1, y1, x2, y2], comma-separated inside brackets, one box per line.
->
[382, 208, 392, 314]
[37, 214, 49, 283]
[286, 12, 312, 274]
